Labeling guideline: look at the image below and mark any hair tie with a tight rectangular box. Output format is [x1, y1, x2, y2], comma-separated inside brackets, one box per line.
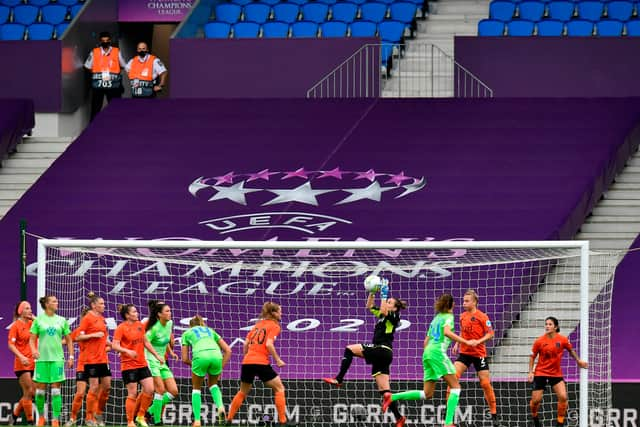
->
[17, 301, 28, 316]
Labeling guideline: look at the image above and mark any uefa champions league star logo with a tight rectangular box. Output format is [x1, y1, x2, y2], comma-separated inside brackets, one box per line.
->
[188, 167, 426, 207]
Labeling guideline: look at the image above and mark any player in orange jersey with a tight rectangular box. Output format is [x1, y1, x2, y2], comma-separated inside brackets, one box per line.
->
[75, 293, 112, 427]
[65, 309, 90, 427]
[528, 317, 588, 427]
[7, 301, 35, 425]
[451, 290, 502, 427]
[226, 302, 293, 426]
[111, 304, 164, 427]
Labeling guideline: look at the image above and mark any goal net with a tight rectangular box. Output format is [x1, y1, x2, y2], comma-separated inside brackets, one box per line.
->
[36, 239, 616, 427]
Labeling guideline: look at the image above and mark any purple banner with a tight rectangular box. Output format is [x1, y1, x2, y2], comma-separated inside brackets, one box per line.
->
[1, 98, 639, 381]
[118, 0, 195, 22]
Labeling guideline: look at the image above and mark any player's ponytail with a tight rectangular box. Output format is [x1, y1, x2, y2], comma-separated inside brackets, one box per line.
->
[434, 294, 454, 313]
[394, 298, 408, 310]
[118, 303, 134, 320]
[261, 301, 281, 320]
[39, 295, 55, 310]
[189, 315, 205, 327]
[546, 316, 560, 332]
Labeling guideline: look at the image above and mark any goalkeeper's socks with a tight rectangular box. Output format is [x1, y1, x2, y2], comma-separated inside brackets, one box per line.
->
[336, 347, 354, 383]
[444, 388, 460, 426]
[35, 389, 46, 418]
[51, 388, 62, 420]
[209, 385, 224, 413]
[191, 390, 201, 422]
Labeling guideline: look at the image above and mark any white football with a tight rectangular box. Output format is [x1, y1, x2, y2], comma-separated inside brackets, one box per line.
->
[364, 274, 382, 293]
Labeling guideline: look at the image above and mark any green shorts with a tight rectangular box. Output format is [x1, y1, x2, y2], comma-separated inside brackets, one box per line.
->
[423, 349, 456, 382]
[34, 361, 65, 384]
[147, 358, 174, 380]
[192, 353, 223, 377]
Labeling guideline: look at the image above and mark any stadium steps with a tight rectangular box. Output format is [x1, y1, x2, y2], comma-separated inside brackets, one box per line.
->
[0, 136, 73, 219]
[382, 0, 489, 97]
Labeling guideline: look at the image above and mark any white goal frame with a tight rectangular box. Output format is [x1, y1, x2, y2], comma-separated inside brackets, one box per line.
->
[37, 239, 591, 427]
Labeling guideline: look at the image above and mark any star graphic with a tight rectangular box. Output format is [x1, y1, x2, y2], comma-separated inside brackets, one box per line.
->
[395, 177, 427, 199]
[335, 181, 395, 205]
[247, 169, 278, 182]
[385, 171, 412, 186]
[208, 181, 261, 206]
[282, 167, 309, 180]
[263, 182, 335, 206]
[354, 169, 383, 182]
[188, 176, 211, 197]
[317, 167, 345, 180]
[213, 171, 235, 185]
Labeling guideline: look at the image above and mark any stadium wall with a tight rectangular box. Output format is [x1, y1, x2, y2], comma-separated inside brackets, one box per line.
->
[454, 37, 640, 98]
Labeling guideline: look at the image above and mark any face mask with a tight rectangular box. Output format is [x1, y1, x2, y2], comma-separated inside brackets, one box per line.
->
[138, 51, 147, 58]
[100, 42, 110, 49]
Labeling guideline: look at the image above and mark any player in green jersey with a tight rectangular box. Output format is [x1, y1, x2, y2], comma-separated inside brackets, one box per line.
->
[29, 295, 74, 427]
[181, 315, 232, 427]
[382, 294, 477, 427]
[145, 301, 179, 426]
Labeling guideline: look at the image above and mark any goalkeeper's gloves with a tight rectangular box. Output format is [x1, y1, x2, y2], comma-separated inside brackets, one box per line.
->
[380, 278, 389, 299]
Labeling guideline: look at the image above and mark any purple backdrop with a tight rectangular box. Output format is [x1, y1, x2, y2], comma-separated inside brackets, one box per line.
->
[454, 37, 640, 97]
[169, 38, 379, 98]
[118, 0, 196, 22]
[0, 100, 35, 155]
[1, 98, 639, 380]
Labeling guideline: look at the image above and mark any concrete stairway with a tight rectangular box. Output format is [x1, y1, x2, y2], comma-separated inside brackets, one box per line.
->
[0, 137, 73, 220]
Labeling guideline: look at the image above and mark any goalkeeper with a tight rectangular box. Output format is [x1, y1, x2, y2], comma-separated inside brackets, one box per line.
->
[323, 278, 408, 427]
[180, 315, 232, 427]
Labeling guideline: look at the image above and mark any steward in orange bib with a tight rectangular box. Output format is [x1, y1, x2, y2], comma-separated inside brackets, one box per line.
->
[84, 32, 126, 121]
[125, 42, 168, 98]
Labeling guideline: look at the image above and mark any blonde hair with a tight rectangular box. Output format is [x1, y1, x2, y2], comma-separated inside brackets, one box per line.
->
[189, 315, 206, 327]
[464, 289, 479, 305]
[260, 302, 281, 320]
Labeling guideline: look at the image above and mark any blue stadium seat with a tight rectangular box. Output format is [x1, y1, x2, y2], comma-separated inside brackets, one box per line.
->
[291, 20, 318, 36]
[0, 0, 22, 7]
[301, 3, 329, 23]
[262, 20, 290, 37]
[42, 5, 68, 25]
[204, 21, 231, 38]
[547, 1, 575, 20]
[332, 2, 358, 22]
[69, 4, 83, 18]
[27, 22, 53, 39]
[317, 0, 339, 5]
[536, 19, 565, 35]
[260, 0, 281, 6]
[287, 0, 308, 5]
[350, 19, 377, 36]
[361, 2, 388, 22]
[627, 19, 640, 35]
[390, 2, 418, 23]
[57, 0, 80, 6]
[56, 22, 69, 37]
[0, 23, 25, 40]
[577, 1, 604, 20]
[273, 3, 299, 23]
[0, 5, 9, 24]
[320, 20, 348, 36]
[378, 19, 405, 41]
[566, 18, 594, 34]
[215, 3, 242, 23]
[348, 0, 370, 5]
[595, 18, 624, 34]
[489, 1, 516, 21]
[507, 19, 535, 35]
[243, 3, 271, 24]
[230, 0, 253, 6]
[13, 5, 39, 25]
[518, 1, 546, 21]
[27, 0, 49, 6]
[477, 18, 506, 35]
[606, 1, 633, 21]
[232, 21, 260, 38]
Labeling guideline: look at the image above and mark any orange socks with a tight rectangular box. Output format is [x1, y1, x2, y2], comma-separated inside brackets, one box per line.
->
[97, 389, 110, 415]
[86, 391, 99, 421]
[227, 392, 247, 421]
[480, 378, 497, 414]
[125, 396, 137, 423]
[70, 393, 84, 420]
[20, 398, 33, 422]
[558, 401, 568, 424]
[274, 391, 287, 424]
[138, 393, 153, 417]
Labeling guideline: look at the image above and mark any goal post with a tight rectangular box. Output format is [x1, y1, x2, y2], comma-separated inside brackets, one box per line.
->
[35, 239, 613, 427]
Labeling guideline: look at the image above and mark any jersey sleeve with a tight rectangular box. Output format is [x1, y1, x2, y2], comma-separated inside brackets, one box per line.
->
[8, 323, 18, 345]
[530, 338, 540, 356]
[29, 317, 40, 335]
[563, 336, 573, 352]
[482, 313, 494, 335]
[180, 330, 191, 347]
[61, 318, 71, 336]
[213, 330, 222, 343]
[266, 322, 281, 341]
[369, 305, 383, 318]
[444, 314, 455, 330]
[113, 324, 124, 342]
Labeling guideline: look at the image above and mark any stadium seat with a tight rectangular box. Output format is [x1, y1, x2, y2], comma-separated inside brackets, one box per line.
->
[243, 3, 271, 24]
[215, 4, 242, 24]
[547, 1, 575, 21]
[347, 0, 369, 5]
[272, 3, 300, 24]
[320, 20, 348, 36]
[390, 2, 418, 23]
[0, 5, 9, 24]
[627, 19, 640, 35]
[27, 22, 54, 40]
[350, 19, 377, 36]
[56, 0, 80, 5]
[42, 5, 68, 25]
[507, 19, 535, 35]
[301, 3, 329, 23]
[477, 18, 506, 35]
[332, 2, 359, 23]
[232, 21, 261, 37]
[287, 0, 308, 5]
[0, 0, 22, 6]
[566, 19, 594, 35]
[262, 20, 290, 37]
[606, 1, 633, 21]
[518, 1, 546, 21]
[0, 23, 25, 40]
[291, 20, 318, 36]
[489, 1, 516, 21]
[360, 2, 388, 22]
[577, 1, 604, 20]
[230, 0, 253, 6]
[260, 0, 282, 6]
[13, 5, 39, 25]
[379, 19, 405, 41]
[317, 0, 340, 5]
[595, 19, 624, 35]
[536, 19, 565, 35]
[69, 4, 83, 18]
[204, 21, 231, 38]
[27, 0, 49, 6]
[56, 22, 69, 37]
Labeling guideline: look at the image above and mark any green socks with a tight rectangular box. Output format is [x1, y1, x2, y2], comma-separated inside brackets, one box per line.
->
[51, 389, 62, 420]
[150, 393, 163, 423]
[35, 391, 45, 417]
[392, 390, 425, 401]
[191, 390, 202, 422]
[209, 385, 224, 413]
[445, 388, 461, 425]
